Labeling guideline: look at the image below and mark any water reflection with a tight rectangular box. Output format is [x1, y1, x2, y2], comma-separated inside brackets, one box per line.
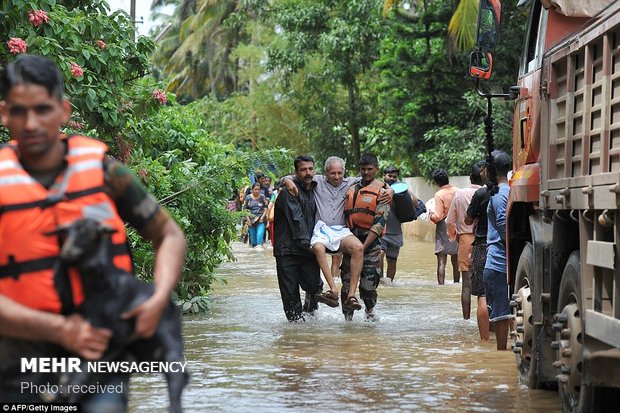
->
[129, 239, 561, 412]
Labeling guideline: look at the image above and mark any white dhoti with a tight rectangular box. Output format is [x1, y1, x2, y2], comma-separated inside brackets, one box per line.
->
[310, 220, 352, 252]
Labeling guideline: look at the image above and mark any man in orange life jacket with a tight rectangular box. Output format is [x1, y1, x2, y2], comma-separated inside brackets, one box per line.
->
[342, 153, 390, 321]
[0, 55, 186, 408]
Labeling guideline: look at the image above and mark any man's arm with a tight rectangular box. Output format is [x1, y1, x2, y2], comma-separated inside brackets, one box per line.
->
[429, 193, 443, 224]
[365, 193, 390, 250]
[284, 174, 325, 197]
[281, 189, 312, 250]
[124, 218, 186, 338]
[496, 193, 508, 242]
[446, 195, 458, 241]
[465, 191, 480, 226]
[105, 159, 186, 338]
[0, 295, 111, 360]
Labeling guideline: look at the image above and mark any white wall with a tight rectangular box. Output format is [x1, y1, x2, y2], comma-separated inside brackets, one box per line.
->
[401, 176, 471, 241]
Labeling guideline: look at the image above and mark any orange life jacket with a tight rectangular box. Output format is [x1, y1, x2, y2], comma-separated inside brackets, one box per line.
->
[344, 179, 385, 231]
[0, 135, 133, 314]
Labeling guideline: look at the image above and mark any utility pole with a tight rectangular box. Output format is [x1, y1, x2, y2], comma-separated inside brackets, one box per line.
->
[130, 0, 137, 41]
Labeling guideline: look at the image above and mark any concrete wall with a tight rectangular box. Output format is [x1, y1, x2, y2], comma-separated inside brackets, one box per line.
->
[400, 176, 471, 241]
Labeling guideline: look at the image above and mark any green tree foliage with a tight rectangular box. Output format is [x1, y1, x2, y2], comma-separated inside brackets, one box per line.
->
[152, 0, 270, 101]
[124, 98, 292, 310]
[448, 0, 479, 52]
[0, 0, 155, 139]
[373, 1, 471, 175]
[1, 1, 289, 312]
[370, 0, 526, 177]
[267, 0, 384, 164]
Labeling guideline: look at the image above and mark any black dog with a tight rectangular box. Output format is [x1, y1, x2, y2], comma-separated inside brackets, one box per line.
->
[51, 218, 188, 412]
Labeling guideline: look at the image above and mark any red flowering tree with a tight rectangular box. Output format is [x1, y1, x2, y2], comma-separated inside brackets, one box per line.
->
[0, 0, 163, 142]
[0, 0, 275, 311]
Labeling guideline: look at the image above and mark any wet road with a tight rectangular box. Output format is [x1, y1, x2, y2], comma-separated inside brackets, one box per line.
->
[129, 239, 562, 412]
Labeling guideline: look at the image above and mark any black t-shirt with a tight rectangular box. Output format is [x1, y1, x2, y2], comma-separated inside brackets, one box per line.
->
[466, 185, 490, 241]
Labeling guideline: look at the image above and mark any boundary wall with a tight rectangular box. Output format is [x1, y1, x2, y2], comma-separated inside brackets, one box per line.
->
[401, 176, 471, 242]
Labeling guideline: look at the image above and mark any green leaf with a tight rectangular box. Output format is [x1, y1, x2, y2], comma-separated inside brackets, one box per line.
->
[87, 88, 96, 100]
[85, 94, 95, 111]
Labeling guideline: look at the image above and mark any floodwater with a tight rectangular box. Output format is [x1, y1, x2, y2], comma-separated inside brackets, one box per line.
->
[128, 238, 562, 413]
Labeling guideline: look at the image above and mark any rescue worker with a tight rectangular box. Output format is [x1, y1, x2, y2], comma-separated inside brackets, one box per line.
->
[0, 55, 186, 410]
[342, 153, 390, 321]
[273, 155, 323, 322]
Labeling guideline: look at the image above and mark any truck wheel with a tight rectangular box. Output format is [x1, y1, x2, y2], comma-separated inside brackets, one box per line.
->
[513, 243, 539, 388]
[555, 251, 587, 413]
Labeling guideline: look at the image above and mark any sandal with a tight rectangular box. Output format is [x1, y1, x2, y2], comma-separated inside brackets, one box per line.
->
[343, 296, 362, 311]
[315, 290, 339, 307]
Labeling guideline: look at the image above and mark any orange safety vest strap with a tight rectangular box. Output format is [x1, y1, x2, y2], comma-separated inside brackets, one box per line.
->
[0, 243, 131, 279]
[0, 256, 58, 279]
[0, 186, 106, 214]
[344, 207, 375, 217]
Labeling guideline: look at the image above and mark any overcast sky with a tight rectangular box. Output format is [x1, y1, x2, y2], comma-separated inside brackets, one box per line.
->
[106, 0, 173, 37]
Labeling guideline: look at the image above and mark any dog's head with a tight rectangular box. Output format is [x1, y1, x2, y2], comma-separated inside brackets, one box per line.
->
[47, 218, 116, 264]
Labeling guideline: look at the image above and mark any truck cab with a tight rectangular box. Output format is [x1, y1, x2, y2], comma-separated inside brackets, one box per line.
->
[471, 1, 620, 411]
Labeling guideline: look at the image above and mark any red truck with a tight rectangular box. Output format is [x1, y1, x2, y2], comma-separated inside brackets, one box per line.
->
[470, 1, 620, 411]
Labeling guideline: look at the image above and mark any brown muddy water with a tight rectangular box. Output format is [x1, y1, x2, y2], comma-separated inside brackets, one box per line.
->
[128, 238, 562, 413]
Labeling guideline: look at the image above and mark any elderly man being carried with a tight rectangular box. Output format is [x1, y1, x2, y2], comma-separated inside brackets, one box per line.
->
[284, 156, 392, 312]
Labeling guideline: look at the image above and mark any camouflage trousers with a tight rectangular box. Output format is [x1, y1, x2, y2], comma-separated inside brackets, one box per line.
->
[340, 243, 382, 315]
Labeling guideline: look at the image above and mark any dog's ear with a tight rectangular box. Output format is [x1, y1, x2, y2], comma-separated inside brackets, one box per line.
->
[43, 222, 73, 237]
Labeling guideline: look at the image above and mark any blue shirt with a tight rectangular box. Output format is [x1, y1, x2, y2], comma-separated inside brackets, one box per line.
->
[485, 183, 509, 272]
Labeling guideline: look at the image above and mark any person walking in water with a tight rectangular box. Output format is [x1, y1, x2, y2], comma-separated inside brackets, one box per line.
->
[446, 161, 483, 319]
[273, 155, 323, 321]
[466, 162, 491, 341]
[244, 182, 268, 249]
[483, 150, 512, 350]
[380, 166, 419, 283]
[429, 168, 459, 285]
[342, 153, 391, 320]
[283, 156, 392, 310]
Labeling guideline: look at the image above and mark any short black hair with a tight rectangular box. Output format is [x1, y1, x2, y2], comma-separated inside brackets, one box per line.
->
[0, 54, 64, 100]
[384, 165, 399, 175]
[294, 155, 314, 171]
[359, 153, 378, 167]
[470, 161, 485, 185]
[491, 150, 511, 176]
[251, 182, 261, 189]
[431, 168, 449, 186]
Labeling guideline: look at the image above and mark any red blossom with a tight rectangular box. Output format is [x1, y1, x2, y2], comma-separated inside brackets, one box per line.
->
[70, 62, 84, 77]
[7, 38, 27, 55]
[96, 39, 107, 49]
[28, 9, 49, 27]
[152, 89, 168, 105]
[138, 168, 148, 178]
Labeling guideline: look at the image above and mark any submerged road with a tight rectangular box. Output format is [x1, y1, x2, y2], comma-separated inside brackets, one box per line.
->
[129, 239, 562, 412]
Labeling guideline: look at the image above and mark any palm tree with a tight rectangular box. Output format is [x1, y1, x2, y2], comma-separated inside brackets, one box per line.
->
[447, 0, 479, 52]
[383, 0, 479, 52]
[151, 0, 244, 100]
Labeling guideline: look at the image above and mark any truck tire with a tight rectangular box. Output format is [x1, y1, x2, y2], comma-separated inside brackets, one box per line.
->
[555, 251, 588, 413]
[513, 243, 539, 388]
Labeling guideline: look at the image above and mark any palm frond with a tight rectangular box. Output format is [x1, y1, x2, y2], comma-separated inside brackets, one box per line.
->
[448, 0, 479, 52]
